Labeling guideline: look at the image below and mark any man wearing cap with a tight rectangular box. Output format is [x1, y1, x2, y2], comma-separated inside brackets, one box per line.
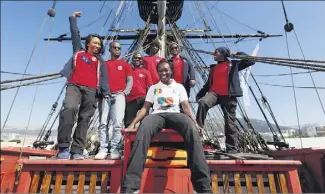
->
[168, 42, 196, 97]
[196, 47, 255, 153]
[142, 40, 164, 84]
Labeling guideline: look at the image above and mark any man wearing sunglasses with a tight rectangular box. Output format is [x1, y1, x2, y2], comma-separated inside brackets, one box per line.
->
[168, 42, 196, 97]
[124, 52, 153, 128]
[95, 41, 133, 160]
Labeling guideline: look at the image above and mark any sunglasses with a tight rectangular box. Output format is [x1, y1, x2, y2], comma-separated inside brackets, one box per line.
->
[133, 57, 142, 60]
[113, 46, 121, 50]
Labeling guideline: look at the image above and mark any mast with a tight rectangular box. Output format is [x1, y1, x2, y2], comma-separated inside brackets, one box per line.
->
[157, 0, 167, 58]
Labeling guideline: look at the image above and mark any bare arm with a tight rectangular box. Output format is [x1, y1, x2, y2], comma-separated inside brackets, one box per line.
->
[128, 101, 152, 128]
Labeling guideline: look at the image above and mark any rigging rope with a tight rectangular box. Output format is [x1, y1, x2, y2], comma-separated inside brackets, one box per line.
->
[1, 73, 60, 84]
[2, 2, 53, 130]
[281, 1, 303, 149]
[258, 82, 325, 89]
[1, 75, 62, 91]
[0, 71, 34, 76]
[19, 2, 57, 160]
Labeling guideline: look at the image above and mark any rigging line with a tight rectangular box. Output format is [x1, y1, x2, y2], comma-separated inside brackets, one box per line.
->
[203, 1, 231, 49]
[1, 12, 49, 131]
[293, 29, 325, 116]
[19, 14, 56, 159]
[36, 83, 66, 143]
[0, 71, 34, 76]
[217, 7, 260, 33]
[258, 82, 325, 89]
[187, 1, 220, 30]
[254, 70, 319, 77]
[193, 1, 217, 49]
[1, 73, 60, 84]
[284, 31, 303, 148]
[98, 1, 117, 34]
[1, 75, 62, 91]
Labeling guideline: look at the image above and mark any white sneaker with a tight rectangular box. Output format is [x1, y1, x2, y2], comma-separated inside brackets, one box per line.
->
[110, 150, 121, 160]
[94, 152, 107, 160]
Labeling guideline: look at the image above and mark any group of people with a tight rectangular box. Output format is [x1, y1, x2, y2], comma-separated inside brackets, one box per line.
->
[56, 12, 255, 193]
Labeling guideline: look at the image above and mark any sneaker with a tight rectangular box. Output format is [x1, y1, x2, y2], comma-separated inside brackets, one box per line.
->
[94, 152, 107, 160]
[110, 150, 121, 160]
[121, 187, 139, 193]
[71, 153, 85, 160]
[57, 147, 70, 160]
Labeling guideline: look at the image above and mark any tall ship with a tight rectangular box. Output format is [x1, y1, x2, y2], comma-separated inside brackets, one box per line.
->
[1, 0, 325, 193]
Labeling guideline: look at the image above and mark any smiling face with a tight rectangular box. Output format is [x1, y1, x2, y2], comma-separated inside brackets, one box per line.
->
[87, 37, 101, 54]
[132, 53, 142, 67]
[157, 61, 172, 84]
[109, 42, 121, 58]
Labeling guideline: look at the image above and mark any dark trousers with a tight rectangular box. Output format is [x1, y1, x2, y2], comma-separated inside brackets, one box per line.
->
[124, 96, 145, 127]
[57, 84, 97, 154]
[122, 113, 212, 192]
[196, 92, 238, 151]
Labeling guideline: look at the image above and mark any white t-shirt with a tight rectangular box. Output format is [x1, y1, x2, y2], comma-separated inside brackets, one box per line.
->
[145, 79, 188, 114]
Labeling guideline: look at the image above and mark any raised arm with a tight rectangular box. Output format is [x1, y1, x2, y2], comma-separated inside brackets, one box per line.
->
[69, 12, 83, 53]
[232, 52, 255, 71]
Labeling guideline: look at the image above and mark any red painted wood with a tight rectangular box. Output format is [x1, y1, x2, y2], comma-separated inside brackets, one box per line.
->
[286, 170, 303, 193]
[0, 147, 55, 193]
[122, 128, 185, 177]
[269, 148, 325, 192]
[140, 168, 191, 193]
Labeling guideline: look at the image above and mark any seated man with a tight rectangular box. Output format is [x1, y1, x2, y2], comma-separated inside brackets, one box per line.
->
[121, 60, 212, 193]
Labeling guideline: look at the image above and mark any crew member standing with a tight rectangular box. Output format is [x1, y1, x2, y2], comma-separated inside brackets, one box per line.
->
[95, 41, 133, 160]
[168, 42, 196, 97]
[142, 39, 164, 84]
[124, 52, 153, 127]
[196, 47, 255, 153]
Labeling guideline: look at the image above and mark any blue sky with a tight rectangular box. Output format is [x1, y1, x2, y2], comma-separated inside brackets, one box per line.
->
[1, 1, 325, 130]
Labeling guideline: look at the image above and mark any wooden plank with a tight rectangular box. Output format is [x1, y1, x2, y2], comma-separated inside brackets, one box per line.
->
[245, 173, 254, 193]
[77, 172, 85, 193]
[267, 173, 277, 193]
[277, 173, 288, 193]
[234, 172, 242, 193]
[53, 172, 63, 193]
[40, 172, 52, 193]
[29, 171, 40, 193]
[256, 173, 265, 193]
[89, 172, 97, 193]
[211, 172, 218, 194]
[222, 173, 229, 193]
[65, 172, 74, 193]
[101, 172, 109, 193]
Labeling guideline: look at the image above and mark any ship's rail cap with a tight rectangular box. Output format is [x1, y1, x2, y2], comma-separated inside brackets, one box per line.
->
[207, 159, 302, 166]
